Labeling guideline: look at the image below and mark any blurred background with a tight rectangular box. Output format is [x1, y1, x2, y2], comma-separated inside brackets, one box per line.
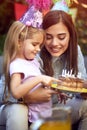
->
[0, 0, 87, 56]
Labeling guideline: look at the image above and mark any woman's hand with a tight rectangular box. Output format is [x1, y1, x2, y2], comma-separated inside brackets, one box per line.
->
[80, 80, 87, 99]
[83, 80, 87, 88]
[23, 86, 57, 104]
[80, 93, 87, 99]
[57, 91, 73, 104]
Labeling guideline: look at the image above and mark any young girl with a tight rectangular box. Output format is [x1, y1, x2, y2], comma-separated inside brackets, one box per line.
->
[3, 21, 60, 124]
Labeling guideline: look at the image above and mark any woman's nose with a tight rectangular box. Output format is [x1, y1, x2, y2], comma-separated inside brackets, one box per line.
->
[51, 38, 58, 46]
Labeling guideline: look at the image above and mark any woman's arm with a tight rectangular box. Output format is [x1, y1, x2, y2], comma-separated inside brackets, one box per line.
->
[77, 45, 87, 98]
[23, 86, 57, 103]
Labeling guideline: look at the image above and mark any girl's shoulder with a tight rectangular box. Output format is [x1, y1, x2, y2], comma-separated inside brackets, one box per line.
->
[10, 58, 26, 65]
[10, 58, 35, 67]
[9, 58, 29, 77]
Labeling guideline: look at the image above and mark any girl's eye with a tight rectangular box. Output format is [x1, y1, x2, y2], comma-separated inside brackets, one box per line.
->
[32, 42, 42, 48]
[32, 43, 37, 46]
[33, 44, 36, 46]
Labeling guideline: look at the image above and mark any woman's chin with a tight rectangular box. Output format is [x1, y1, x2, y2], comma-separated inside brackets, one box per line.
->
[50, 52, 62, 57]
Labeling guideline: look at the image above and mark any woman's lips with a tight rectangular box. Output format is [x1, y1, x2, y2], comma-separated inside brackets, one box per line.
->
[49, 47, 61, 53]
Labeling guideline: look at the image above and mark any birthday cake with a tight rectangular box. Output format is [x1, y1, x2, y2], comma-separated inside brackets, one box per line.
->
[51, 70, 87, 93]
[59, 76, 83, 89]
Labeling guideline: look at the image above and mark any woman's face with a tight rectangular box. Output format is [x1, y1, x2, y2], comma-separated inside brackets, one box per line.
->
[45, 22, 70, 57]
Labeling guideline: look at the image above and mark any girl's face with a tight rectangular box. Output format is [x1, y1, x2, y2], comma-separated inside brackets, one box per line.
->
[19, 33, 44, 60]
[45, 22, 70, 57]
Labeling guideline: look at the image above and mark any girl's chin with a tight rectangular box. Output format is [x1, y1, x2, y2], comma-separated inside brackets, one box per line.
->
[25, 57, 35, 60]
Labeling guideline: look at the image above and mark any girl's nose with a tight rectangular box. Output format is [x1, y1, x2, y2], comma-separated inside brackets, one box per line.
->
[36, 46, 41, 52]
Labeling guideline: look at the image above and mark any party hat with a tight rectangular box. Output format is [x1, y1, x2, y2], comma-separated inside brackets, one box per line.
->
[19, 6, 43, 28]
[51, 0, 69, 13]
[19, 0, 52, 28]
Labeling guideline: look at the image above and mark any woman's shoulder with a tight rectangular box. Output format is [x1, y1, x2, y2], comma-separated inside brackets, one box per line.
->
[77, 45, 87, 79]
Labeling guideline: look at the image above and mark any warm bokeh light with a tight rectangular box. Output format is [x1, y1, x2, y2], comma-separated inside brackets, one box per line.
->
[73, 0, 87, 8]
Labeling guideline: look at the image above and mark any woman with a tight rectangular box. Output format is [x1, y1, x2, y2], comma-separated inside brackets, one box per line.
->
[25, 10, 87, 130]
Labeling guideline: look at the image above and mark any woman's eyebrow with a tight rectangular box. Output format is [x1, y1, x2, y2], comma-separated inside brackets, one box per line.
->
[58, 33, 66, 35]
[46, 33, 51, 35]
[46, 33, 66, 35]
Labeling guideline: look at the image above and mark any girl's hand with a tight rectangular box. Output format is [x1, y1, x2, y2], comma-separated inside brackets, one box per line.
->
[40, 75, 61, 87]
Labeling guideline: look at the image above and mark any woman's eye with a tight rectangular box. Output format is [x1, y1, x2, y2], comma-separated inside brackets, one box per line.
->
[46, 35, 52, 40]
[59, 37, 65, 40]
[58, 34, 66, 40]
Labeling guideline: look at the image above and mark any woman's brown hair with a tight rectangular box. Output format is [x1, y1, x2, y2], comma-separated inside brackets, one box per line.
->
[40, 10, 78, 76]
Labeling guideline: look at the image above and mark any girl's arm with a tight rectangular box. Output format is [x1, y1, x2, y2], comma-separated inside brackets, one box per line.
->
[10, 73, 59, 99]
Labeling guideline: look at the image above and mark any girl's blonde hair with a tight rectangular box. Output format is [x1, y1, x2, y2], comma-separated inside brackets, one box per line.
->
[3, 21, 45, 101]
